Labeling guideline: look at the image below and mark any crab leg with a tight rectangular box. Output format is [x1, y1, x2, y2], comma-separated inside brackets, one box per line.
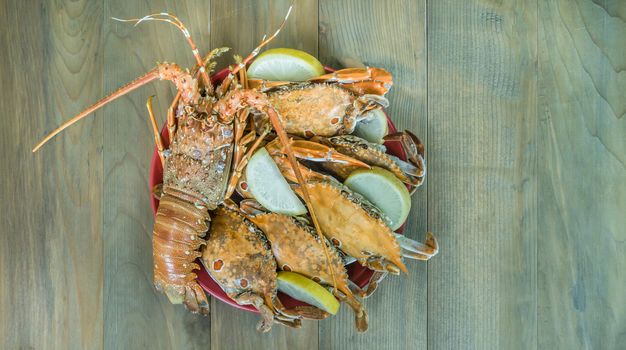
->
[384, 130, 426, 192]
[236, 292, 278, 332]
[271, 152, 331, 184]
[335, 289, 369, 332]
[273, 296, 329, 321]
[346, 279, 366, 298]
[362, 271, 388, 298]
[362, 256, 402, 275]
[289, 140, 371, 166]
[225, 124, 271, 199]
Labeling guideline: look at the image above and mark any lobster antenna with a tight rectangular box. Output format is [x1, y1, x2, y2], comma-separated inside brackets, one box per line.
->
[217, 4, 293, 96]
[112, 13, 211, 87]
[230, 4, 293, 76]
[32, 69, 161, 153]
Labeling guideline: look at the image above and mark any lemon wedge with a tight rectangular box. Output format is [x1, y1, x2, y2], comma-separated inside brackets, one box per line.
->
[353, 109, 389, 144]
[344, 167, 411, 230]
[277, 271, 340, 315]
[248, 48, 325, 81]
[245, 147, 307, 216]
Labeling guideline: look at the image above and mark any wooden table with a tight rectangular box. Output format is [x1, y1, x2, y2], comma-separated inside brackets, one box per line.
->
[1, 0, 624, 349]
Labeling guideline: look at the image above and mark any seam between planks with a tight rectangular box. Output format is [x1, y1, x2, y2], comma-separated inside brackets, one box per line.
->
[534, 1, 540, 348]
[425, 1, 430, 350]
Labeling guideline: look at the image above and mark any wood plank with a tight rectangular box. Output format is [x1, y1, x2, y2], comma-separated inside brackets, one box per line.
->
[208, 1, 320, 348]
[103, 1, 211, 348]
[0, 1, 104, 349]
[537, 1, 626, 348]
[426, 1, 537, 349]
[318, 1, 428, 349]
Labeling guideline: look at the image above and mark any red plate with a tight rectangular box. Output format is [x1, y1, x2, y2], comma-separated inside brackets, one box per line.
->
[149, 67, 408, 312]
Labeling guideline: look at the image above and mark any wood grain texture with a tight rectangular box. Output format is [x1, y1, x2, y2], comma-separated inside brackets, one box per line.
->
[208, 1, 320, 348]
[538, 1, 626, 349]
[318, 1, 428, 349]
[427, 1, 537, 349]
[103, 1, 211, 349]
[0, 1, 104, 349]
[3, 1, 626, 349]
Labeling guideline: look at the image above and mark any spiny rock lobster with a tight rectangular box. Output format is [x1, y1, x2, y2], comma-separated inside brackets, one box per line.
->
[32, 11, 330, 318]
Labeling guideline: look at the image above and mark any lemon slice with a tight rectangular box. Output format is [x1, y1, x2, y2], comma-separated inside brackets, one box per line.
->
[245, 147, 307, 216]
[248, 48, 325, 81]
[353, 109, 389, 144]
[277, 271, 340, 315]
[344, 167, 411, 230]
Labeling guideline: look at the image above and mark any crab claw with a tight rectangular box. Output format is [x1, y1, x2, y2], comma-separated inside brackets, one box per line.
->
[394, 232, 438, 261]
[308, 67, 393, 96]
[384, 131, 426, 191]
[289, 140, 370, 167]
[266, 138, 371, 168]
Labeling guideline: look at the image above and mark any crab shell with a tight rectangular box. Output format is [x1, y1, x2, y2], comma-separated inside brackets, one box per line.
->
[201, 207, 282, 331]
[293, 180, 407, 275]
[267, 84, 387, 138]
[241, 205, 368, 332]
[313, 135, 425, 187]
[244, 210, 349, 289]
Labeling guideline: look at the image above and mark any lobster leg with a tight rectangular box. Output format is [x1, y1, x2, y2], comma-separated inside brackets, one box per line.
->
[167, 91, 181, 137]
[146, 96, 166, 166]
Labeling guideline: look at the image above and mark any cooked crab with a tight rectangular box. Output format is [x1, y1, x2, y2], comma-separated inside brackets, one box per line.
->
[265, 138, 439, 276]
[248, 67, 392, 137]
[202, 206, 326, 332]
[239, 199, 369, 332]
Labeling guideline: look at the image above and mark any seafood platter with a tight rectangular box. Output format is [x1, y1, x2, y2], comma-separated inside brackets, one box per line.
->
[33, 9, 438, 332]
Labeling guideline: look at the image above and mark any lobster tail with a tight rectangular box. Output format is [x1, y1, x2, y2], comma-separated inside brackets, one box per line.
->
[153, 186, 211, 314]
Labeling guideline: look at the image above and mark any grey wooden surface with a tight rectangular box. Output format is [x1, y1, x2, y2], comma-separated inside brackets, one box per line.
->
[0, 0, 624, 349]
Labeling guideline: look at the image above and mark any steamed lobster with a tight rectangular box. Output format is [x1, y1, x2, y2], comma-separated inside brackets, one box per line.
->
[31, 10, 341, 319]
